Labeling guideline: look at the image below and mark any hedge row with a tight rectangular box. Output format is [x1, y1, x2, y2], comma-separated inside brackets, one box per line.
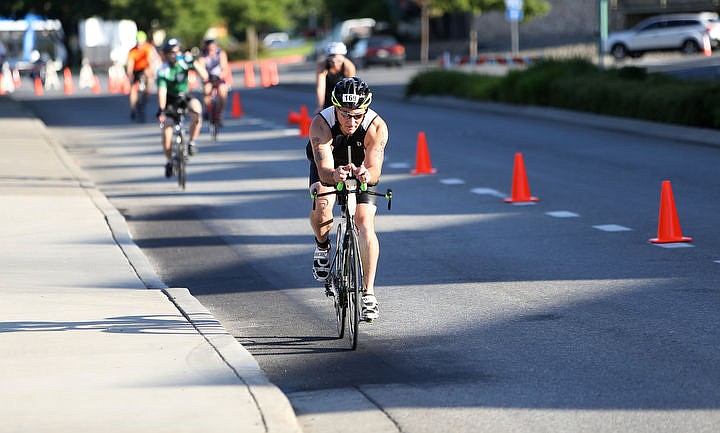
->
[406, 59, 720, 129]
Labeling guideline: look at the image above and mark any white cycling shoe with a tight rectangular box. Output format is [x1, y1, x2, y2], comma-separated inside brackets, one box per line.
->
[361, 294, 379, 322]
[312, 246, 331, 282]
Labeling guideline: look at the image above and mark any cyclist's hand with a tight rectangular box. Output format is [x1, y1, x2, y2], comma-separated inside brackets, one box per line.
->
[333, 165, 351, 183]
[352, 164, 371, 184]
[156, 109, 166, 123]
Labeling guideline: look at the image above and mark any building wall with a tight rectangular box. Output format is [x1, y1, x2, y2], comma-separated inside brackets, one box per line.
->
[474, 0, 599, 47]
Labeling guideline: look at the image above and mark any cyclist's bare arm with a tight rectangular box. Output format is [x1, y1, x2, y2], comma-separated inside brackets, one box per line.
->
[192, 59, 209, 82]
[358, 116, 388, 184]
[310, 117, 341, 185]
[315, 68, 328, 112]
[219, 50, 230, 82]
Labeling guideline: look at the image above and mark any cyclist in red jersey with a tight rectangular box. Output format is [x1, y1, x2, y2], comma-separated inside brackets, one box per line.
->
[126, 30, 158, 119]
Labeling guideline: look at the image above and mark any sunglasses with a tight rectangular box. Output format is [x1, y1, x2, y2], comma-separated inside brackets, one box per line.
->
[337, 109, 366, 120]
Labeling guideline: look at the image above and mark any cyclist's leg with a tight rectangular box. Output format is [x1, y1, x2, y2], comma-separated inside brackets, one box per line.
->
[202, 82, 213, 116]
[187, 97, 202, 137]
[354, 203, 379, 296]
[217, 82, 228, 120]
[129, 73, 139, 116]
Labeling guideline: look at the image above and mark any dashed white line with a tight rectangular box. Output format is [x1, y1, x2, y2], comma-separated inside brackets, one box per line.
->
[440, 178, 465, 185]
[593, 224, 633, 232]
[652, 242, 695, 249]
[470, 187, 506, 198]
[546, 211, 580, 218]
[388, 162, 410, 169]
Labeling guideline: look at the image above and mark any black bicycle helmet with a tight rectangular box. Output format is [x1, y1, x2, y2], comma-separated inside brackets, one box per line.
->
[161, 38, 180, 53]
[331, 77, 372, 110]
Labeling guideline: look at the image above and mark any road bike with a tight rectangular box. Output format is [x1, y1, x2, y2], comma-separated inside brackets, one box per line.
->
[133, 74, 149, 123]
[164, 104, 190, 190]
[206, 75, 222, 141]
[312, 172, 392, 350]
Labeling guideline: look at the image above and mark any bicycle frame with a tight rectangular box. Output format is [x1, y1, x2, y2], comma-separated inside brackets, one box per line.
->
[165, 105, 189, 190]
[312, 175, 392, 350]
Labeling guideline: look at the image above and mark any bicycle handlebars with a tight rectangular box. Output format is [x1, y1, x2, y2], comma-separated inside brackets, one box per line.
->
[311, 179, 392, 211]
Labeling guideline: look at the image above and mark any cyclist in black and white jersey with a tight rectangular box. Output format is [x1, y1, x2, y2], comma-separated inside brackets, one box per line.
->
[307, 77, 388, 321]
[200, 39, 229, 126]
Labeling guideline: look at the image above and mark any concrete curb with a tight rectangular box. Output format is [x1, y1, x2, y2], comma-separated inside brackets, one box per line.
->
[14, 96, 303, 433]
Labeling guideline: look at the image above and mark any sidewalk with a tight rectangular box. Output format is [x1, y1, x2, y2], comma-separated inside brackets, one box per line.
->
[0, 95, 302, 432]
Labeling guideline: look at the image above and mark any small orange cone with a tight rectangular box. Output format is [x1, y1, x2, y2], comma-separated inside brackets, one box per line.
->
[243, 62, 256, 88]
[703, 34, 712, 57]
[270, 62, 279, 86]
[504, 152, 539, 203]
[91, 75, 102, 94]
[299, 110, 311, 137]
[410, 131, 437, 175]
[649, 180, 692, 244]
[260, 62, 272, 88]
[34, 76, 44, 96]
[288, 110, 300, 124]
[63, 67, 74, 95]
[231, 91, 243, 118]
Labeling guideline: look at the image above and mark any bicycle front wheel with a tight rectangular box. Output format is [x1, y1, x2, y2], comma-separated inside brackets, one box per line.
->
[175, 134, 187, 190]
[346, 229, 363, 350]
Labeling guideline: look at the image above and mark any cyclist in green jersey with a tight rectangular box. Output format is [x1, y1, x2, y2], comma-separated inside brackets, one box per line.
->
[156, 38, 208, 177]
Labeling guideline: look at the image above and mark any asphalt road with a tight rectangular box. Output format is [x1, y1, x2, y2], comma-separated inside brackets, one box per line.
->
[17, 60, 720, 432]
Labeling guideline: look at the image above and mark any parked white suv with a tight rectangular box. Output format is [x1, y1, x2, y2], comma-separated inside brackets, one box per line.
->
[604, 12, 720, 60]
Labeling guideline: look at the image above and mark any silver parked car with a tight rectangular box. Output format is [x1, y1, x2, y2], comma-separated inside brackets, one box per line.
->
[604, 12, 720, 60]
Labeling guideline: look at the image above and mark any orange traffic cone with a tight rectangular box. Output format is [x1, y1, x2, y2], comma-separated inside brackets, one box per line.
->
[63, 67, 74, 95]
[649, 180, 692, 244]
[300, 105, 308, 119]
[270, 62, 279, 86]
[231, 91, 243, 118]
[34, 76, 44, 96]
[260, 62, 272, 88]
[299, 110, 312, 137]
[91, 75, 102, 94]
[703, 34, 712, 57]
[288, 110, 300, 124]
[244, 62, 256, 88]
[410, 131, 437, 175]
[504, 152, 539, 203]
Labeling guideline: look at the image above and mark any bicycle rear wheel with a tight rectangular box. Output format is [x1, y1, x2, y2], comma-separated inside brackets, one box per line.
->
[346, 229, 363, 350]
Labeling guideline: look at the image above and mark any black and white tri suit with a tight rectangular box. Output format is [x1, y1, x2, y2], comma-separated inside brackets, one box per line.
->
[307, 106, 380, 204]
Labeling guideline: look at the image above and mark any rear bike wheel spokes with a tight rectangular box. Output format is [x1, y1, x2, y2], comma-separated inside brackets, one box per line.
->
[346, 229, 363, 350]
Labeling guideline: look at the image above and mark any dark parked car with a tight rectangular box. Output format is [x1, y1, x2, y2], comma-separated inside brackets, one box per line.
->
[350, 35, 405, 68]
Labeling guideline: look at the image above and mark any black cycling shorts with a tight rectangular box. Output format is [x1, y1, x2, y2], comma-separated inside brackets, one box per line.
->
[309, 159, 378, 206]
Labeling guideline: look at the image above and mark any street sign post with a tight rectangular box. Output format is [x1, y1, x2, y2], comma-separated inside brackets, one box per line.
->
[505, 0, 523, 54]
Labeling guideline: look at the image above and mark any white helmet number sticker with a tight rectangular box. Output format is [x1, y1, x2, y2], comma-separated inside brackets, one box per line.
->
[342, 94, 359, 103]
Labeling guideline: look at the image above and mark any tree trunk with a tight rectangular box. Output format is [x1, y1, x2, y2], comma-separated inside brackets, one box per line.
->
[469, 12, 479, 60]
[247, 25, 258, 62]
[421, 0, 429, 64]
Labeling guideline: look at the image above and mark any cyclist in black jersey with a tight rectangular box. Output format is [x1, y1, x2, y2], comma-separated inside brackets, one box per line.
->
[308, 77, 388, 321]
[315, 42, 356, 114]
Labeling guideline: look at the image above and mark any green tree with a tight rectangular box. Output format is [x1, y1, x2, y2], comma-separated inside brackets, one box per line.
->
[220, 0, 297, 61]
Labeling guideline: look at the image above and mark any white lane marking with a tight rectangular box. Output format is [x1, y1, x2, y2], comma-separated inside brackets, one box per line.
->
[714, 260, 720, 264]
[653, 242, 695, 249]
[388, 162, 410, 169]
[440, 178, 465, 185]
[546, 211, 580, 218]
[593, 224, 632, 232]
[470, 187, 506, 198]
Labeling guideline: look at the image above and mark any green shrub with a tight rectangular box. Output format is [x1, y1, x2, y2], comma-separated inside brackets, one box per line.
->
[406, 59, 720, 129]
